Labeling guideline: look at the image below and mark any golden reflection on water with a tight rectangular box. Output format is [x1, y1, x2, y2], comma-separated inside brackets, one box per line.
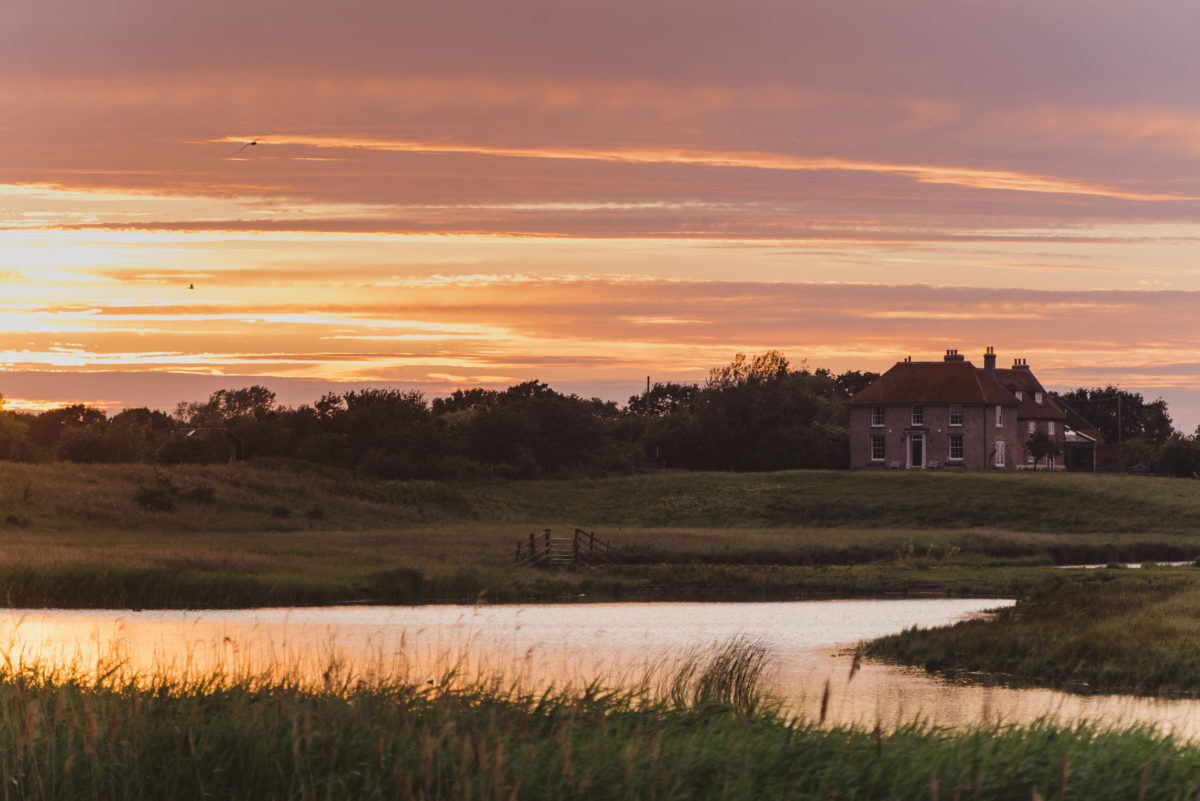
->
[3, 600, 1199, 737]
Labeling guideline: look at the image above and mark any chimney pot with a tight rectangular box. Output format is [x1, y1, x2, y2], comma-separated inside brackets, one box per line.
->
[983, 347, 997, 376]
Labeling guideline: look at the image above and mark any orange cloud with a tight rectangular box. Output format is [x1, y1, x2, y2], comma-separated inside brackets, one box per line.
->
[218, 135, 1198, 202]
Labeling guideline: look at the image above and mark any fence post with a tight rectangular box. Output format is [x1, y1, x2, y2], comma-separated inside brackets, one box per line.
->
[544, 529, 551, 558]
[589, 530, 596, 555]
[573, 532, 580, 564]
[529, 532, 536, 562]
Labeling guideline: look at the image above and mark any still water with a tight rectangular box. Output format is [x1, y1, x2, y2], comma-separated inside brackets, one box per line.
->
[3, 599, 1199, 735]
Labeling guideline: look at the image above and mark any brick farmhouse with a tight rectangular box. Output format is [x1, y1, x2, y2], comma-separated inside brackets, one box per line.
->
[848, 347, 1069, 470]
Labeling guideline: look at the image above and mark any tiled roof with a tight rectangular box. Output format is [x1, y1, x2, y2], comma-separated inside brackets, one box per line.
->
[849, 361, 1019, 406]
[994, 368, 1067, 421]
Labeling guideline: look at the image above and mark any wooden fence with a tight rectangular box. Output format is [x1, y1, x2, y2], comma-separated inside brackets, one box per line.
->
[514, 528, 615, 568]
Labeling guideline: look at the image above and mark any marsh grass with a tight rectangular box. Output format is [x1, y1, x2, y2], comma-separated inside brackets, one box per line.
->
[0, 636, 1198, 799]
[3, 461, 1200, 606]
[662, 635, 773, 712]
[867, 569, 1200, 695]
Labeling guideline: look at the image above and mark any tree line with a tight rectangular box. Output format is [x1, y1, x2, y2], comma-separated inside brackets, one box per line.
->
[0, 352, 1195, 477]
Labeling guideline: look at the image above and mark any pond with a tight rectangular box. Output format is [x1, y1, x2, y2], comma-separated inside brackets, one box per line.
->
[3, 599, 1199, 735]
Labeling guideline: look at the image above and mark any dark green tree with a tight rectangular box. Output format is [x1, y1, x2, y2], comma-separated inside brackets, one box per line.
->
[28, 405, 106, 453]
[340, 389, 441, 478]
[0, 412, 30, 461]
[1025, 430, 1061, 470]
[656, 352, 848, 471]
[1060, 386, 1174, 445]
[625, 382, 698, 416]
[175, 386, 278, 426]
[832, 370, 882, 401]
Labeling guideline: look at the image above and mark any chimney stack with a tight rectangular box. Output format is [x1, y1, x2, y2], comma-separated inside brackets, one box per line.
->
[1012, 358, 1030, 371]
[983, 346, 996, 376]
[943, 349, 964, 362]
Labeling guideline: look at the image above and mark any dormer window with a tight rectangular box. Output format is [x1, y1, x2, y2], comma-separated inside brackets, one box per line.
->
[1015, 390, 1023, 401]
[1034, 392, 1043, 404]
[911, 406, 924, 426]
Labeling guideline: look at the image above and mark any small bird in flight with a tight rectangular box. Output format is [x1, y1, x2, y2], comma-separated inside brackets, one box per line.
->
[188, 283, 195, 290]
[237, 139, 260, 152]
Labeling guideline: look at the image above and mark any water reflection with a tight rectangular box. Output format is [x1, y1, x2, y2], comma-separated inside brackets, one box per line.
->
[4, 599, 1200, 736]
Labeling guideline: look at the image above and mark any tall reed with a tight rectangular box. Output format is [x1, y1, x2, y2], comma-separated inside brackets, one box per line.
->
[0, 642, 1196, 799]
[662, 634, 773, 714]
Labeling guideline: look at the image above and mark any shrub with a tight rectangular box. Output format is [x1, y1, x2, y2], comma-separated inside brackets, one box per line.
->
[133, 484, 176, 511]
[181, 485, 217, 504]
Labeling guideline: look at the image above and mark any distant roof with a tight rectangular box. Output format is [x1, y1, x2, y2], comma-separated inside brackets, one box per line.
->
[849, 361, 1019, 406]
[1055, 395, 1105, 441]
[994, 368, 1067, 421]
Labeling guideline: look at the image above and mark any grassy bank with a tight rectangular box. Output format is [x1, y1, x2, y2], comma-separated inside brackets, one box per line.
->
[867, 567, 1200, 696]
[2, 648, 1200, 800]
[1, 461, 1199, 606]
[0, 548, 1061, 608]
[7, 461, 1200, 538]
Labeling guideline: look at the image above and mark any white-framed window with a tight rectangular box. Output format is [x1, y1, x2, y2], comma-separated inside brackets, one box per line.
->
[870, 436, 886, 462]
[949, 434, 963, 461]
[1028, 421, 1035, 435]
[996, 405, 1004, 427]
[995, 440, 1006, 467]
[911, 406, 924, 426]
[1034, 392, 1043, 404]
[949, 404, 962, 426]
[1015, 390, 1024, 401]
[871, 407, 885, 427]
[1048, 421, 1055, 435]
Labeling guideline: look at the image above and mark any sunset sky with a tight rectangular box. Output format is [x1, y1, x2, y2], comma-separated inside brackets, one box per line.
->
[7, 0, 1200, 429]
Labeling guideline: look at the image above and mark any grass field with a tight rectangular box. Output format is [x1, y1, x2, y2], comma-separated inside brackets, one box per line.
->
[7, 460, 1200, 537]
[1, 462, 1200, 606]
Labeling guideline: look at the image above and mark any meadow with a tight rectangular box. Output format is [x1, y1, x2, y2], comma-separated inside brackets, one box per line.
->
[1, 461, 1200, 606]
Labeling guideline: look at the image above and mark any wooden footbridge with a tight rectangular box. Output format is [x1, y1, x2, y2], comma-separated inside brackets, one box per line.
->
[514, 529, 615, 568]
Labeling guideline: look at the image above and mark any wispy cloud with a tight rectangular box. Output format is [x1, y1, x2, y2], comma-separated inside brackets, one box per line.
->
[216, 135, 1195, 202]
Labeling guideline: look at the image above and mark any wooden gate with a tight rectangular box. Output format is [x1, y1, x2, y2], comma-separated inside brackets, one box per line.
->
[514, 529, 614, 568]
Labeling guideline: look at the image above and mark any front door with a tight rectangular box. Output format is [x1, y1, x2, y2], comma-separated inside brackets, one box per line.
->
[909, 433, 924, 469]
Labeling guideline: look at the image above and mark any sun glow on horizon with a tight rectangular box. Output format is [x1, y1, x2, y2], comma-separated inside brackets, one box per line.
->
[8, 0, 1200, 428]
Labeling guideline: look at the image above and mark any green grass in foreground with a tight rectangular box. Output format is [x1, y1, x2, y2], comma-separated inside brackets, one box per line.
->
[868, 567, 1200, 696]
[0, 641, 1198, 800]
